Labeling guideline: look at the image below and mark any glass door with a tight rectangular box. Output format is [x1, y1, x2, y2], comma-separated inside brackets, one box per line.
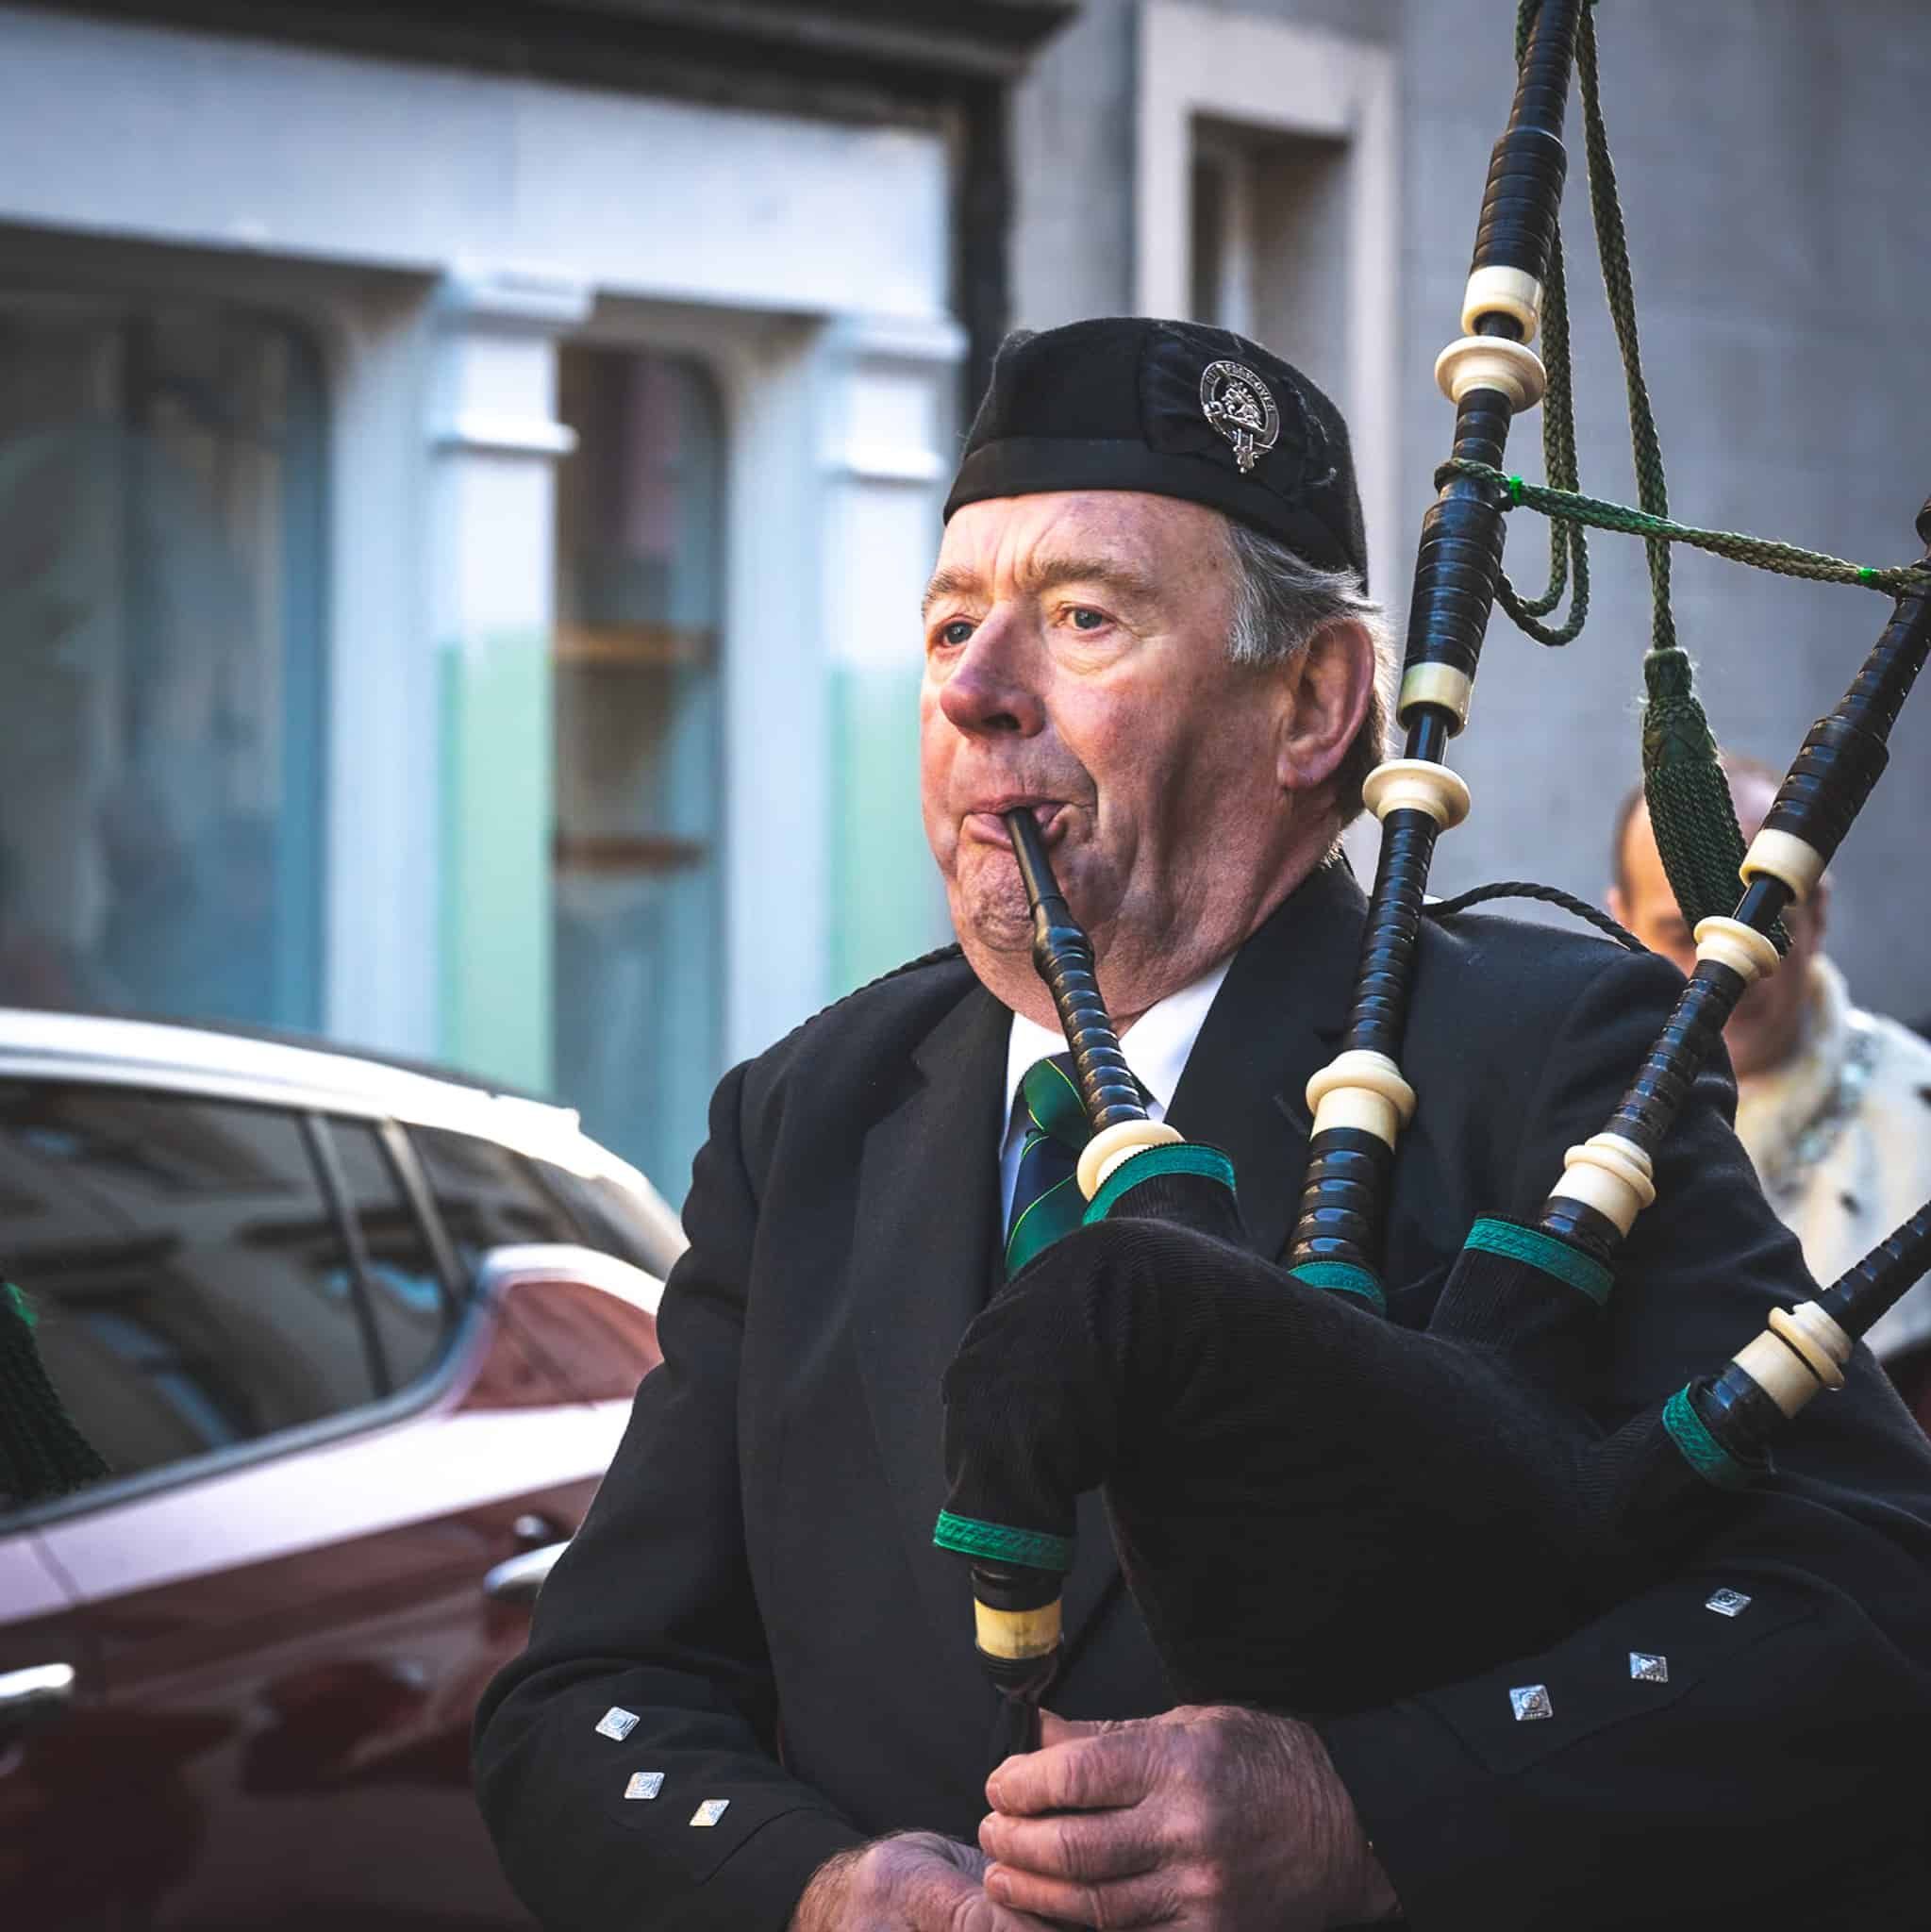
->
[0, 290, 326, 1029]
[551, 350, 724, 1203]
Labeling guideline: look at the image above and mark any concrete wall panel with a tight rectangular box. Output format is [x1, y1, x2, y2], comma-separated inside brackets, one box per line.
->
[0, 6, 949, 323]
[1011, 0, 1931, 1020]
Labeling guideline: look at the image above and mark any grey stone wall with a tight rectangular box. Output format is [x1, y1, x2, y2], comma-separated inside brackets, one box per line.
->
[1011, 0, 1931, 1024]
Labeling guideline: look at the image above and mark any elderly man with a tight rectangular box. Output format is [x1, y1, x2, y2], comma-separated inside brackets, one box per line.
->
[474, 321, 1931, 1930]
[1611, 757, 1931, 1397]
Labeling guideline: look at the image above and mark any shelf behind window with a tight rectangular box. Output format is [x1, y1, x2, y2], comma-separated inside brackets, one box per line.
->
[553, 833, 709, 875]
[553, 623, 713, 669]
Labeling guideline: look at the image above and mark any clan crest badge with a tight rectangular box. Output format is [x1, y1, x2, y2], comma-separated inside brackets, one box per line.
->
[1199, 359, 1280, 474]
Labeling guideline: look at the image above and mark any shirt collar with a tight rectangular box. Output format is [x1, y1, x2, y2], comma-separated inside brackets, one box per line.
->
[1002, 953, 1235, 1129]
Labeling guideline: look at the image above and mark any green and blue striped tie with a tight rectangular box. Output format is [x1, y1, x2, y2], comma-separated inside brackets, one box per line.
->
[1004, 1054, 1093, 1278]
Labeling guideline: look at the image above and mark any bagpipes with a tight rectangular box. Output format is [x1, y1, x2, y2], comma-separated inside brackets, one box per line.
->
[933, 0, 1931, 1740]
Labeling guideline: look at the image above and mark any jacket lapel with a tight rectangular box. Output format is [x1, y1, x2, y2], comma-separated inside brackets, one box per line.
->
[1167, 858, 1367, 1260]
[851, 978, 1011, 1659]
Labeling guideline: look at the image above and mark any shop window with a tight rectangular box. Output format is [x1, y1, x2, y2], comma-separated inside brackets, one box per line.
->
[0, 291, 326, 1029]
[552, 351, 724, 1204]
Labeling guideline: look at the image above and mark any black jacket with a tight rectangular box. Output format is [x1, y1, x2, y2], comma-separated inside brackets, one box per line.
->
[474, 861, 1931, 1930]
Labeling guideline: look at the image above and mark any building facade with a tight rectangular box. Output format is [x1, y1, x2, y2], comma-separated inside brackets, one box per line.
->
[0, 0, 1071, 1195]
[6, 0, 1926, 1206]
[1011, 0, 1931, 1023]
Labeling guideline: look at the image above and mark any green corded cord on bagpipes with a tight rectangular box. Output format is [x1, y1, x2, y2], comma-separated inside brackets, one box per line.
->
[2, 1280, 108, 1505]
[1441, 0, 1931, 939]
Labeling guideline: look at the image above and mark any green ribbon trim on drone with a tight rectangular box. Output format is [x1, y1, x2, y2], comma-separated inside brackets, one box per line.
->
[1282, 1267, 1390, 1313]
[1463, 1217, 1614, 1307]
[1288, 1261, 1387, 1314]
[932, 1510, 1074, 1574]
[1083, 1143, 1237, 1225]
[3, 1282, 35, 1328]
[1662, 1386, 1751, 1491]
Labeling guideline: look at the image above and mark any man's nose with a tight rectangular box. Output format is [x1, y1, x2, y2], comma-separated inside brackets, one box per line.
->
[936, 612, 1045, 738]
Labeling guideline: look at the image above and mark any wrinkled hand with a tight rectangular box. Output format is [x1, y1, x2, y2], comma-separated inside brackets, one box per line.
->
[978, 1707, 1397, 1929]
[791, 1829, 1061, 1932]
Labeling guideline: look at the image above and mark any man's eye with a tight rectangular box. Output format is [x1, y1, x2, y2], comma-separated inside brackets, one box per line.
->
[937, 619, 974, 647]
[1069, 607, 1107, 631]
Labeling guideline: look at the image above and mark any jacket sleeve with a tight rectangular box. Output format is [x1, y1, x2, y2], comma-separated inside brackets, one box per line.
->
[1319, 947, 1931, 1930]
[473, 1061, 864, 1931]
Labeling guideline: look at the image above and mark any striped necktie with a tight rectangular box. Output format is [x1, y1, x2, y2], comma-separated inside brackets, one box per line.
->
[1004, 1053, 1092, 1278]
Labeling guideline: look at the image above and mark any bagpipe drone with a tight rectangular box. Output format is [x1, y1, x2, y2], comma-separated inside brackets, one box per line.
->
[932, 0, 1931, 1742]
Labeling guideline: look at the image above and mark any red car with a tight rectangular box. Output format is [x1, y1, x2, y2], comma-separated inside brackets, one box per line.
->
[0, 1010, 682, 1927]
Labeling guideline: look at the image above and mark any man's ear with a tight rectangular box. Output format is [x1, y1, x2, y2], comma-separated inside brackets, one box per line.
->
[1275, 619, 1376, 793]
[1606, 883, 1629, 924]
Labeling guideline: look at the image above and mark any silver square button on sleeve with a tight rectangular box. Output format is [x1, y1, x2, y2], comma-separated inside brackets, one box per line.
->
[690, 1798, 731, 1827]
[1508, 1684, 1554, 1722]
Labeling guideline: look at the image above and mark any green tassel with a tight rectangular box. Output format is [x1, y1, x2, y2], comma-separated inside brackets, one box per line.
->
[1, 1281, 109, 1504]
[1640, 649, 1790, 952]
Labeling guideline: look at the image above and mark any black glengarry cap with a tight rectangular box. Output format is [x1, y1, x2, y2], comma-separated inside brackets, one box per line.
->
[945, 318, 1367, 588]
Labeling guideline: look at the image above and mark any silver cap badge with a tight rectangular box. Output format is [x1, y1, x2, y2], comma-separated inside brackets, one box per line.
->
[1199, 359, 1281, 475]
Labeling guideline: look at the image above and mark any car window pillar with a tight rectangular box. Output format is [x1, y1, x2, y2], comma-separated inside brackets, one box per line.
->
[300, 1112, 391, 1399]
[375, 1117, 465, 1314]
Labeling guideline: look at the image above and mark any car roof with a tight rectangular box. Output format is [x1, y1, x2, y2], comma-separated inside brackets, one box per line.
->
[0, 1005, 646, 1191]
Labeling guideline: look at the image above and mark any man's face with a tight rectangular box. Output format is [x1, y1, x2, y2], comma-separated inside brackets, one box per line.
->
[1609, 778, 1825, 1080]
[919, 491, 1366, 1024]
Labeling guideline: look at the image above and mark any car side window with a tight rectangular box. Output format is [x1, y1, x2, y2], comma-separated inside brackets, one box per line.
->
[408, 1124, 583, 1266]
[321, 1117, 454, 1390]
[0, 1083, 380, 1488]
[534, 1162, 674, 1276]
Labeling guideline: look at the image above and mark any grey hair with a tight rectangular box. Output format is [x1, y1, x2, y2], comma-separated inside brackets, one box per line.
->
[1224, 517, 1393, 824]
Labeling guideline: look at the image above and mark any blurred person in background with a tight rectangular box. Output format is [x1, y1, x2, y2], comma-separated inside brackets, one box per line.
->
[1610, 754, 1931, 1415]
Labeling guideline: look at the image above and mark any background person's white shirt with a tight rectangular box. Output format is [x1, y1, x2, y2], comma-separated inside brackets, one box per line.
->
[998, 957, 1233, 1230]
[1736, 954, 1931, 1362]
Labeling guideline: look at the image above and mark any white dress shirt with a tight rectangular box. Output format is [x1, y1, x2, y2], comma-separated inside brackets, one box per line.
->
[998, 956, 1234, 1229]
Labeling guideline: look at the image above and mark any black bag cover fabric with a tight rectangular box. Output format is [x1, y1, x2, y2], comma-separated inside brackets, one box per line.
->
[941, 1174, 1730, 1717]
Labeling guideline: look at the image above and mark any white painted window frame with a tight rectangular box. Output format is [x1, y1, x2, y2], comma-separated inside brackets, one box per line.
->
[1136, 1, 1400, 601]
